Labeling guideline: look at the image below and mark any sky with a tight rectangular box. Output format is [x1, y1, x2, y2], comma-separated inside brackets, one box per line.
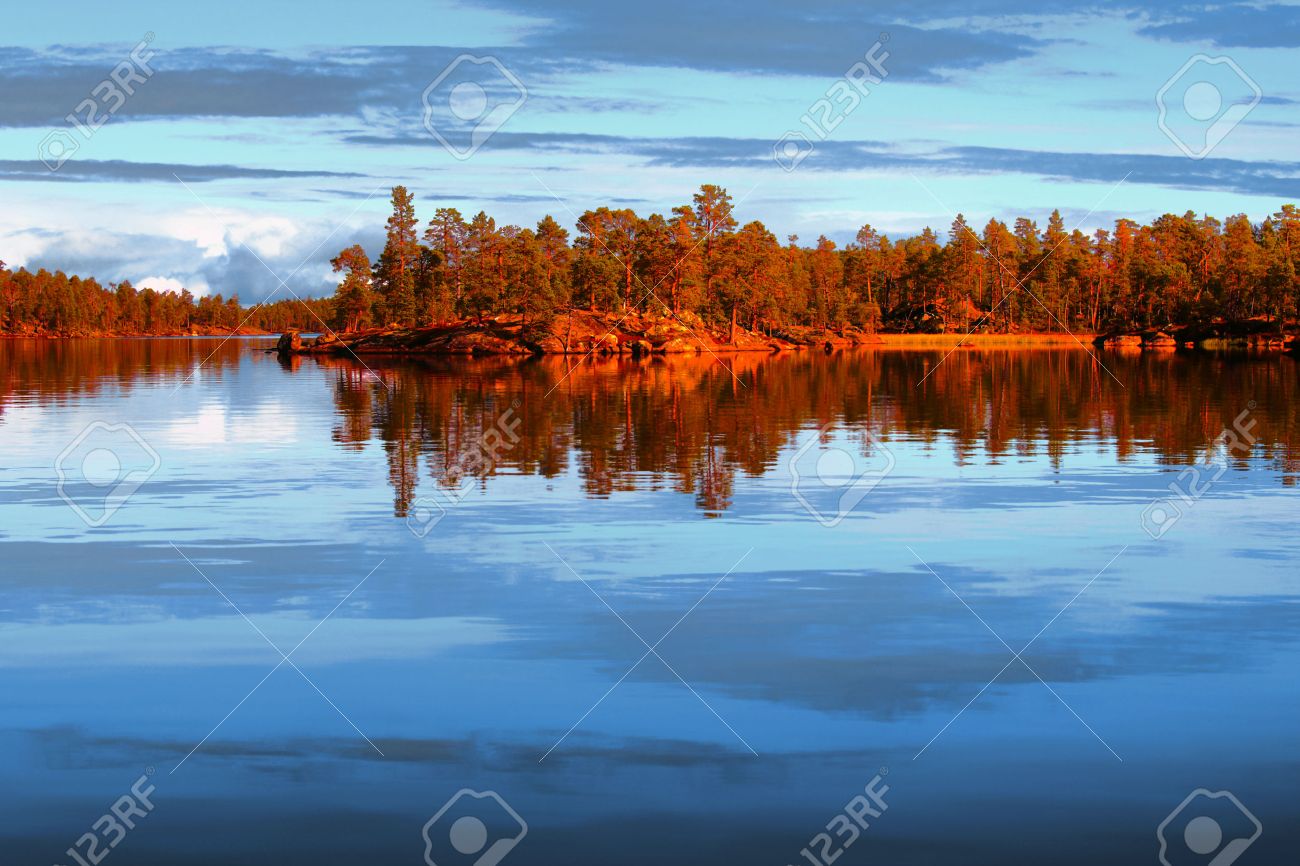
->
[1, 0, 1299, 300]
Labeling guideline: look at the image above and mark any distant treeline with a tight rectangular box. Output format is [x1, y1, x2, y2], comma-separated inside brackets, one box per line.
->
[0, 264, 331, 336]
[335, 185, 1300, 335]
[6, 185, 1300, 337]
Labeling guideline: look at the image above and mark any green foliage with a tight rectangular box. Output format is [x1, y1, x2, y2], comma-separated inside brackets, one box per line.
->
[374, 185, 419, 325]
[331, 244, 374, 332]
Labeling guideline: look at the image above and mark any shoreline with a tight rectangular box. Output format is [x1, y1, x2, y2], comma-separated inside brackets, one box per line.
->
[0, 327, 271, 339]
[873, 333, 1096, 348]
[7, 325, 1297, 355]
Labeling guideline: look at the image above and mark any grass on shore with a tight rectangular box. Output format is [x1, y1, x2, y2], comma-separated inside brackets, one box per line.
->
[873, 333, 1097, 348]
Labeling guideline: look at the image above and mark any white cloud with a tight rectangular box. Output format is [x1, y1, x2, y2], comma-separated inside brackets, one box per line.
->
[139, 274, 213, 295]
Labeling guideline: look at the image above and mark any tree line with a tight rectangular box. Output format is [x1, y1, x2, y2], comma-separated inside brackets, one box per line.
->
[0, 264, 330, 336]
[338, 185, 1300, 336]
[6, 186, 1299, 336]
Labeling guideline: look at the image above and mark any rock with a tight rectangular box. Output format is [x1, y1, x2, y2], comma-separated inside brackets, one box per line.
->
[534, 335, 566, 354]
[1251, 333, 1288, 350]
[312, 332, 338, 348]
[445, 332, 525, 355]
[630, 339, 653, 358]
[657, 336, 700, 353]
[677, 309, 707, 329]
[276, 330, 302, 355]
[1143, 331, 1178, 350]
[1099, 333, 1143, 350]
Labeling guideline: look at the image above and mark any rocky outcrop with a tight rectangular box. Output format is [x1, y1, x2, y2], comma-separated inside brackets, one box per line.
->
[1173, 321, 1298, 350]
[1096, 330, 1187, 350]
[1144, 331, 1178, 350]
[283, 311, 871, 358]
[1096, 333, 1143, 351]
[275, 330, 302, 355]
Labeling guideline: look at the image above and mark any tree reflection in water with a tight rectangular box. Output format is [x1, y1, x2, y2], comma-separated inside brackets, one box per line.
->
[317, 351, 1300, 517]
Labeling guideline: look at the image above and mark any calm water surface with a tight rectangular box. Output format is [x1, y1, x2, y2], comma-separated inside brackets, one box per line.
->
[1, 339, 1297, 865]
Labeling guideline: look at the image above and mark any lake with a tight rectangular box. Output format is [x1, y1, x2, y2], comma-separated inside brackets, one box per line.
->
[1, 338, 1297, 866]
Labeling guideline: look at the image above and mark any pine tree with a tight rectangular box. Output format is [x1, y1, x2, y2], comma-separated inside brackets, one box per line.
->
[376, 186, 419, 326]
[331, 245, 374, 331]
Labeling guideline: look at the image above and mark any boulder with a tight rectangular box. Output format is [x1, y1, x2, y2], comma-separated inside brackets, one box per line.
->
[657, 336, 700, 353]
[1099, 333, 1143, 351]
[534, 335, 567, 354]
[1143, 331, 1178, 350]
[445, 332, 526, 355]
[276, 330, 302, 355]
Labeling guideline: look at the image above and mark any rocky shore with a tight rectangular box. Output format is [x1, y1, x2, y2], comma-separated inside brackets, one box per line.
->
[1094, 321, 1300, 352]
[277, 310, 882, 357]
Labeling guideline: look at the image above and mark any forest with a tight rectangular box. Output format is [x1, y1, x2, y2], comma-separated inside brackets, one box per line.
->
[0, 263, 331, 336]
[337, 185, 1300, 337]
[4, 184, 1299, 337]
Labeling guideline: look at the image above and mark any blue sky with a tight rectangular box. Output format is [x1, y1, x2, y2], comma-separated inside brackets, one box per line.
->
[1, 0, 1299, 299]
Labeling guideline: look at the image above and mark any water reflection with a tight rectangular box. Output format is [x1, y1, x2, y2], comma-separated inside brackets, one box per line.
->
[3, 339, 1299, 865]
[306, 351, 1300, 516]
[0, 337, 247, 410]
